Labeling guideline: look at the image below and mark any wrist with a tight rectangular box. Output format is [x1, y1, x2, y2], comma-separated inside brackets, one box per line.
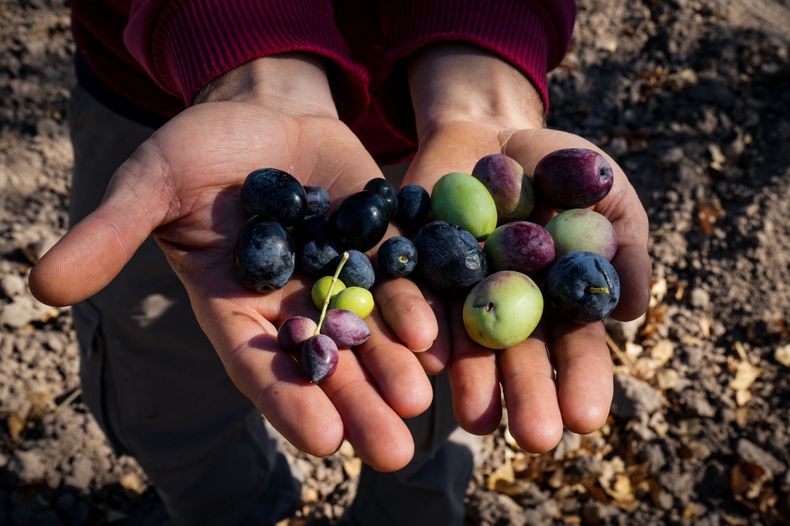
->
[193, 54, 338, 118]
[408, 44, 545, 137]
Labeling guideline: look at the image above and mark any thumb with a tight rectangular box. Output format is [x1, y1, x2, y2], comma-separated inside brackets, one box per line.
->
[29, 141, 173, 306]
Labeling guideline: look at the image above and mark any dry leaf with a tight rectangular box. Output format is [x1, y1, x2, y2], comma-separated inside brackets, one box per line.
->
[683, 503, 700, 520]
[301, 486, 319, 503]
[650, 277, 667, 307]
[338, 440, 355, 458]
[511, 452, 529, 478]
[775, 344, 790, 367]
[487, 461, 523, 496]
[731, 461, 770, 500]
[504, 427, 520, 450]
[27, 391, 52, 419]
[651, 340, 674, 367]
[342, 457, 362, 479]
[119, 472, 146, 494]
[8, 411, 27, 441]
[730, 360, 760, 392]
[697, 200, 724, 236]
[735, 389, 752, 407]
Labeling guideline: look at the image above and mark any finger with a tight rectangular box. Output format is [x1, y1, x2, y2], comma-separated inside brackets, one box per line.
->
[29, 142, 173, 306]
[416, 292, 453, 374]
[503, 129, 652, 320]
[189, 286, 345, 458]
[596, 184, 652, 321]
[550, 320, 613, 433]
[448, 303, 502, 435]
[355, 307, 433, 418]
[401, 121, 503, 190]
[320, 349, 415, 472]
[374, 277, 438, 353]
[499, 327, 563, 453]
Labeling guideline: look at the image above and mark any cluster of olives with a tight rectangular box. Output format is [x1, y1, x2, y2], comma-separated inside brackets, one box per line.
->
[234, 168, 430, 381]
[235, 148, 621, 382]
[419, 148, 621, 350]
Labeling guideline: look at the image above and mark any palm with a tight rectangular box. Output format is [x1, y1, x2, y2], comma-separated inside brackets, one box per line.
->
[404, 123, 651, 452]
[31, 101, 439, 471]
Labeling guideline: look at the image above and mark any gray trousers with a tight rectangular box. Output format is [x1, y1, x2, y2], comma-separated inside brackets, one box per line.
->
[67, 85, 474, 526]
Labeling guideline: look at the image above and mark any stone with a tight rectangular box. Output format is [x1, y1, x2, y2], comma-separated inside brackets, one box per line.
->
[65, 456, 94, 491]
[689, 288, 710, 309]
[681, 389, 716, 418]
[13, 450, 47, 483]
[0, 274, 26, 298]
[0, 297, 37, 328]
[611, 373, 663, 419]
[605, 314, 645, 344]
[736, 439, 785, 476]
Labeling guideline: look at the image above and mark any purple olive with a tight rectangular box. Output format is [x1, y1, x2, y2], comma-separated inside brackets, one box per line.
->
[472, 153, 534, 223]
[320, 309, 371, 348]
[533, 148, 614, 209]
[484, 221, 555, 274]
[278, 316, 318, 354]
[300, 334, 339, 383]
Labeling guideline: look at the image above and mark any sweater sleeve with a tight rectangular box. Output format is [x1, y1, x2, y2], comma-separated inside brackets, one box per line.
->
[375, 0, 576, 139]
[123, 0, 370, 123]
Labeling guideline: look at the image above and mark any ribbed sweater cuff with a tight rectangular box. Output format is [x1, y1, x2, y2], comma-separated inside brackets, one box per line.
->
[124, 0, 370, 123]
[377, 0, 575, 140]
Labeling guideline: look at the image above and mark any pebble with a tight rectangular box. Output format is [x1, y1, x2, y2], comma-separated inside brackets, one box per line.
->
[605, 315, 645, 344]
[690, 288, 710, 309]
[611, 373, 663, 419]
[13, 450, 47, 483]
[736, 439, 785, 476]
[0, 274, 26, 298]
[1, 297, 37, 328]
[681, 389, 716, 418]
[65, 456, 94, 491]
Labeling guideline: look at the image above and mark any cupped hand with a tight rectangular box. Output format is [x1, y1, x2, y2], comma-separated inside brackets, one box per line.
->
[29, 56, 438, 471]
[404, 44, 651, 453]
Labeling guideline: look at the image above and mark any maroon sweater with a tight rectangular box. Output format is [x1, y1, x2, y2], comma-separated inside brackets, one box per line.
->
[71, 0, 575, 162]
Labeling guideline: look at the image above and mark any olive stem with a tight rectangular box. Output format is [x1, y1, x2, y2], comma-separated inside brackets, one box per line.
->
[588, 287, 610, 295]
[315, 251, 350, 335]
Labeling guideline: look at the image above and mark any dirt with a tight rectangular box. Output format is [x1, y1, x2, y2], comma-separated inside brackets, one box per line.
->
[1, 0, 788, 524]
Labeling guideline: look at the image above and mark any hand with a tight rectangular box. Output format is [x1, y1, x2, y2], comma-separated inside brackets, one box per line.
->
[403, 45, 651, 452]
[29, 55, 439, 471]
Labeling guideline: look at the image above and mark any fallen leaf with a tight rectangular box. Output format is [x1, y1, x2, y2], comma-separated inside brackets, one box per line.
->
[338, 440, 355, 458]
[775, 344, 790, 367]
[119, 472, 146, 494]
[487, 461, 524, 496]
[301, 486, 319, 504]
[8, 411, 27, 441]
[730, 359, 760, 393]
[731, 461, 771, 500]
[696, 199, 724, 236]
[683, 503, 700, 520]
[342, 457, 362, 479]
[650, 277, 667, 307]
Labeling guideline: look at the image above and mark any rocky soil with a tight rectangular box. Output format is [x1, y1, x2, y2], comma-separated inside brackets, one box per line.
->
[1, 0, 788, 524]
